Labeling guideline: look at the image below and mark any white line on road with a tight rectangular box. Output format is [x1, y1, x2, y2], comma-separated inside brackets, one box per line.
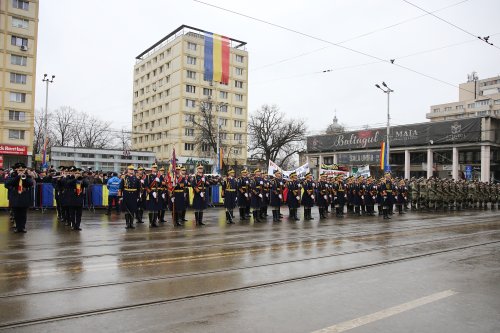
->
[311, 289, 458, 333]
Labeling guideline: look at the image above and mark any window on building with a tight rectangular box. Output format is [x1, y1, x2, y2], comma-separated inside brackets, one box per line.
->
[9, 110, 25, 121]
[10, 54, 27, 66]
[10, 73, 26, 84]
[201, 143, 210, 152]
[456, 105, 464, 109]
[219, 105, 228, 113]
[467, 103, 475, 109]
[8, 129, 25, 139]
[219, 132, 227, 140]
[234, 133, 243, 141]
[185, 128, 194, 137]
[10, 92, 26, 102]
[234, 107, 243, 115]
[186, 85, 196, 93]
[432, 108, 440, 113]
[235, 94, 243, 101]
[235, 80, 243, 88]
[165, 75, 170, 83]
[187, 42, 197, 50]
[475, 100, 489, 107]
[187, 56, 197, 65]
[234, 120, 243, 128]
[444, 107, 452, 111]
[203, 88, 212, 96]
[494, 99, 500, 105]
[12, 0, 29, 10]
[185, 114, 195, 124]
[12, 17, 29, 29]
[185, 143, 194, 151]
[219, 91, 228, 99]
[11, 36, 28, 47]
[235, 67, 243, 76]
[185, 99, 196, 108]
[233, 148, 241, 155]
[187, 70, 196, 79]
[235, 54, 244, 63]
[218, 118, 228, 127]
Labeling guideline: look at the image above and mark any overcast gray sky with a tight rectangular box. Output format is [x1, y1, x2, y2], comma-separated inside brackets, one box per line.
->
[35, 0, 500, 134]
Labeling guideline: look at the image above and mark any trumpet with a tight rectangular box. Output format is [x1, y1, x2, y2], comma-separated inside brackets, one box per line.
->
[21, 174, 26, 180]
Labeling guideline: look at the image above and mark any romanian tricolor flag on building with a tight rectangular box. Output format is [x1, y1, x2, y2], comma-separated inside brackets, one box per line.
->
[204, 33, 230, 84]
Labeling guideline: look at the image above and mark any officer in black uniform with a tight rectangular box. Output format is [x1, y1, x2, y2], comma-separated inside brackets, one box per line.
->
[270, 170, 284, 222]
[158, 167, 168, 224]
[135, 166, 146, 224]
[172, 166, 188, 226]
[237, 169, 251, 220]
[250, 168, 264, 222]
[6, 163, 34, 233]
[301, 172, 315, 220]
[222, 168, 237, 224]
[120, 165, 141, 229]
[191, 164, 209, 225]
[67, 167, 88, 230]
[144, 163, 161, 227]
[316, 172, 329, 219]
[286, 171, 301, 221]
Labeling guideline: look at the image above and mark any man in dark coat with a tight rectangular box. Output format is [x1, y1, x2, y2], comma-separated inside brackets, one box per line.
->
[191, 164, 209, 225]
[66, 167, 88, 230]
[144, 163, 162, 227]
[222, 168, 237, 224]
[119, 165, 141, 229]
[6, 163, 34, 233]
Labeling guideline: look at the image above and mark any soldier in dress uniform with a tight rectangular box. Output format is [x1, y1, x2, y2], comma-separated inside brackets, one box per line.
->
[180, 166, 189, 222]
[260, 175, 270, 219]
[365, 177, 377, 216]
[157, 167, 168, 223]
[396, 179, 407, 214]
[301, 172, 315, 220]
[378, 176, 391, 220]
[316, 172, 329, 219]
[269, 170, 284, 222]
[171, 166, 186, 226]
[286, 171, 301, 221]
[119, 165, 141, 229]
[191, 164, 209, 225]
[135, 166, 146, 224]
[221, 168, 238, 224]
[144, 163, 161, 227]
[250, 168, 264, 222]
[6, 163, 34, 233]
[334, 175, 346, 217]
[66, 167, 88, 230]
[237, 169, 251, 220]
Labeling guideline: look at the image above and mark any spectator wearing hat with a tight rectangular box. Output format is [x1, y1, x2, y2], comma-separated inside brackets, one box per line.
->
[106, 172, 121, 215]
[5, 163, 34, 233]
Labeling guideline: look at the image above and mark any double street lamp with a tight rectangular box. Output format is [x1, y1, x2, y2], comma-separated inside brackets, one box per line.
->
[375, 82, 393, 171]
[41, 74, 55, 169]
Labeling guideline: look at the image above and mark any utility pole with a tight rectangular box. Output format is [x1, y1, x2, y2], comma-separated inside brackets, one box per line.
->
[375, 82, 394, 171]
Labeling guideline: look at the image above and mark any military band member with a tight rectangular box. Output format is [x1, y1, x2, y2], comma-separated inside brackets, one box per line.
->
[378, 177, 391, 220]
[396, 179, 407, 214]
[237, 169, 251, 220]
[316, 173, 328, 219]
[270, 170, 284, 222]
[67, 167, 88, 231]
[301, 172, 315, 220]
[144, 163, 161, 227]
[180, 166, 189, 222]
[365, 177, 377, 216]
[171, 166, 187, 226]
[6, 163, 34, 233]
[192, 164, 209, 225]
[334, 175, 346, 217]
[119, 165, 141, 229]
[260, 175, 270, 219]
[158, 167, 168, 223]
[135, 166, 146, 223]
[286, 172, 301, 221]
[250, 169, 264, 222]
[222, 168, 237, 224]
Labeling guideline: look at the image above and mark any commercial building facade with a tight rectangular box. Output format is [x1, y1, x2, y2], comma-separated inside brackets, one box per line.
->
[131, 25, 249, 173]
[304, 117, 500, 182]
[427, 74, 500, 122]
[50, 146, 156, 172]
[0, 0, 39, 168]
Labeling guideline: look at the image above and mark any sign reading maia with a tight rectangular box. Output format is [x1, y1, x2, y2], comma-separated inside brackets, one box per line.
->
[307, 118, 482, 153]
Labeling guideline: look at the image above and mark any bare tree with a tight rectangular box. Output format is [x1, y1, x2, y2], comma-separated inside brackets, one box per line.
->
[73, 112, 112, 149]
[248, 104, 307, 167]
[116, 127, 131, 151]
[51, 106, 77, 147]
[32, 109, 46, 157]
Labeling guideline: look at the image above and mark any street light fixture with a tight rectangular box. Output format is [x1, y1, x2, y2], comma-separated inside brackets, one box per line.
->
[375, 82, 394, 171]
[41, 74, 55, 169]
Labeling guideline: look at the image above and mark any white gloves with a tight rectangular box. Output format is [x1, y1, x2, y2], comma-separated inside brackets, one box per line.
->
[155, 177, 160, 182]
[296, 196, 300, 200]
[200, 192, 204, 198]
[171, 197, 175, 202]
[258, 194, 263, 198]
[162, 193, 165, 199]
[311, 195, 315, 200]
[152, 192, 157, 199]
[324, 195, 328, 200]
[244, 193, 248, 198]
[279, 194, 282, 199]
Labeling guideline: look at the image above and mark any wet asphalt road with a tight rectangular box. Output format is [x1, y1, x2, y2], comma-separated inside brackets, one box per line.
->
[0, 207, 498, 332]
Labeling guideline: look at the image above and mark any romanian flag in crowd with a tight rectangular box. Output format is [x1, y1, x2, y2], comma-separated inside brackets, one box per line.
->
[380, 141, 389, 171]
[204, 33, 230, 84]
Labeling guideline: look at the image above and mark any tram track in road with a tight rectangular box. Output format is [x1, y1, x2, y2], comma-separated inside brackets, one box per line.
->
[2, 209, 495, 252]
[0, 236, 498, 330]
[1, 217, 498, 265]
[0, 229, 498, 298]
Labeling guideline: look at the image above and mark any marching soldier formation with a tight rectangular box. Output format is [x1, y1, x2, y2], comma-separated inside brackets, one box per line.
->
[7, 162, 500, 233]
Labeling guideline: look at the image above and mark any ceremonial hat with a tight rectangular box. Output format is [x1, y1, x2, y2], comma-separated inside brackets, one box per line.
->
[196, 164, 204, 170]
[175, 166, 181, 170]
[58, 166, 65, 170]
[305, 172, 312, 177]
[181, 166, 186, 171]
[151, 163, 158, 168]
[13, 162, 26, 170]
[228, 168, 235, 174]
[241, 169, 248, 174]
[159, 167, 165, 171]
[127, 165, 135, 170]
[289, 171, 297, 177]
[253, 168, 261, 174]
[137, 166, 145, 171]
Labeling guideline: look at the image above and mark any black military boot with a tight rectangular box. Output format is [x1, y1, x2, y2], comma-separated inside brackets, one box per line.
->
[136, 209, 144, 223]
[194, 212, 199, 225]
[174, 212, 182, 226]
[150, 213, 158, 227]
[198, 212, 205, 225]
[129, 214, 135, 229]
[378, 205, 383, 216]
[239, 208, 246, 221]
[308, 208, 314, 220]
[159, 210, 166, 223]
[245, 207, 251, 218]
[226, 211, 232, 224]
[271, 210, 277, 222]
[229, 210, 235, 223]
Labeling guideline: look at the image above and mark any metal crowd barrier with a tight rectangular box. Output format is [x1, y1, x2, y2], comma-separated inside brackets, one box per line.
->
[0, 183, 224, 209]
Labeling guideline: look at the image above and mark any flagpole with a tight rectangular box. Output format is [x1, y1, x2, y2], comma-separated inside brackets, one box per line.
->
[41, 74, 55, 169]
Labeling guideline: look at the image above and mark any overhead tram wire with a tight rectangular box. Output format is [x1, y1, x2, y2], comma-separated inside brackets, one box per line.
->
[402, 0, 500, 51]
[193, 0, 479, 95]
[251, 0, 471, 71]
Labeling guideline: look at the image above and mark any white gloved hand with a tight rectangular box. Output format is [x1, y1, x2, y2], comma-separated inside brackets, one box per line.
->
[296, 196, 300, 200]
[344, 194, 347, 198]
[171, 197, 175, 202]
[244, 193, 248, 198]
[311, 195, 315, 200]
[140, 179, 144, 184]
[324, 195, 328, 200]
[279, 194, 282, 199]
[200, 192, 204, 198]
[246, 181, 249, 184]
[155, 177, 160, 182]
[260, 181, 263, 185]
[298, 184, 302, 188]
[372, 196, 376, 200]
[152, 192, 157, 199]
[266, 193, 269, 197]
[162, 193, 165, 199]
[259, 194, 263, 198]
[361, 195, 364, 200]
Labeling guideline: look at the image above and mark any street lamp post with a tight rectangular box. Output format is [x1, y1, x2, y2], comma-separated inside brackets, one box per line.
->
[375, 82, 393, 171]
[42, 74, 55, 169]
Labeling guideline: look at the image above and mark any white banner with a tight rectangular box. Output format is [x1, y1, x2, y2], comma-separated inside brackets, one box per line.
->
[268, 161, 310, 179]
[352, 165, 370, 177]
